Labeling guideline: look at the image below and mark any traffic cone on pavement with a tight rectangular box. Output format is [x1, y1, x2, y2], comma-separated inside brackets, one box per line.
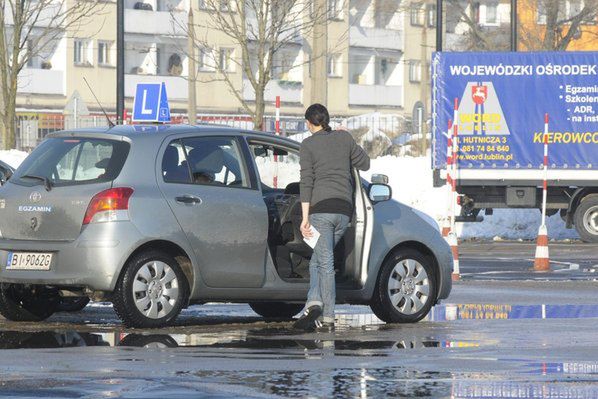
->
[533, 224, 550, 271]
[447, 232, 460, 281]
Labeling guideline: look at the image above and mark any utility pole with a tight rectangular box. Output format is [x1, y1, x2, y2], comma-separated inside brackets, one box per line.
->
[435, 0, 442, 51]
[310, 0, 328, 105]
[188, 8, 197, 125]
[511, 0, 518, 51]
[420, 4, 429, 153]
[116, 0, 124, 124]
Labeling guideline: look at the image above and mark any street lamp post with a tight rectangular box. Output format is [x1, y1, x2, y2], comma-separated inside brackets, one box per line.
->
[116, 0, 125, 124]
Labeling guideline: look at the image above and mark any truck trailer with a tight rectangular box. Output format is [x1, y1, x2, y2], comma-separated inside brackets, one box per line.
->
[432, 51, 598, 243]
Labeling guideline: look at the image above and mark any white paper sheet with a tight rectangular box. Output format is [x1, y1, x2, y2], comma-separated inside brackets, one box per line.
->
[303, 226, 320, 249]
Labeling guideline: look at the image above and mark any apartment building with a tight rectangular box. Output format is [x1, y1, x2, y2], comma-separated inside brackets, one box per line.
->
[12, 0, 438, 124]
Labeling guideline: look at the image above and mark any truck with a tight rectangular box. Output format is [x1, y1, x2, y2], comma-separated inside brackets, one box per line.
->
[431, 51, 598, 243]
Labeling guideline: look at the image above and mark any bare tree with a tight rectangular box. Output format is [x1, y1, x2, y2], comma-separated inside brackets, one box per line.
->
[0, 0, 105, 149]
[177, 0, 345, 130]
[519, 0, 598, 50]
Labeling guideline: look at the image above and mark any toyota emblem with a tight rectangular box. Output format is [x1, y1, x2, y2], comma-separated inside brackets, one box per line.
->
[29, 191, 42, 203]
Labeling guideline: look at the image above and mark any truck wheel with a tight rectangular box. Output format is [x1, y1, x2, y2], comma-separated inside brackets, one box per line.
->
[249, 302, 303, 319]
[574, 194, 598, 243]
[0, 284, 59, 321]
[113, 251, 189, 328]
[370, 249, 437, 324]
[57, 297, 90, 312]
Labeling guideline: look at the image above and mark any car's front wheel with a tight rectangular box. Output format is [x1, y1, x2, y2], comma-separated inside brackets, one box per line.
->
[0, 284, 59, 321]
[370, 248, 437, 323]
[249, 302, 303, 319]
[113, 251, 189, 328]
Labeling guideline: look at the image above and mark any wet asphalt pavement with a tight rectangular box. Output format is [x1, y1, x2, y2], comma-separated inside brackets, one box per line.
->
[0, 241, 597, 398]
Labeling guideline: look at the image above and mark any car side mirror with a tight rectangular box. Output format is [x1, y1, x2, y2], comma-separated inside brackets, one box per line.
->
[0, 172, 6, 185]
[253, 146, 268, 157]
[368, 183, 391, 202]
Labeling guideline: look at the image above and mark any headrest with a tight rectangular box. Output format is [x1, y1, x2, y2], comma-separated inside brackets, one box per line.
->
[189, 144, 224, 174]
[162, 146, 180, 172]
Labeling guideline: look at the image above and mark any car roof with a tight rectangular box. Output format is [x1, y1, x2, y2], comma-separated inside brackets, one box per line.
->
[47, 124, 301, 148]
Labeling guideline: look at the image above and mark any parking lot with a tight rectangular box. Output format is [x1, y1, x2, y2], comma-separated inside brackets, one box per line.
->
[0, 241, 596, 398]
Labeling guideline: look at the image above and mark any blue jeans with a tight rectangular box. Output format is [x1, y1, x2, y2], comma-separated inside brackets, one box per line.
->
[305, 213, 350, 323]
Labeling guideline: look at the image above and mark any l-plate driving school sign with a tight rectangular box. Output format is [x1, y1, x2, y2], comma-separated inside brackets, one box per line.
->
[132, 82, 171, 123]
[432, 51, 598, 170]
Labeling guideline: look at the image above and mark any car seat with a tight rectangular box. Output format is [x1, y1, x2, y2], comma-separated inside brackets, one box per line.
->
[162, 145, 189, 182]
[188, 144, 224, 184]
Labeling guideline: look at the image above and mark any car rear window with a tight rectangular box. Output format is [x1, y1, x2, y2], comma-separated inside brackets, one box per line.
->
[12, 137, 130, 187]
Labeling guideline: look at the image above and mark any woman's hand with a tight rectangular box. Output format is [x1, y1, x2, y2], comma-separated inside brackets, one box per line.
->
[301, 218, 313, 238]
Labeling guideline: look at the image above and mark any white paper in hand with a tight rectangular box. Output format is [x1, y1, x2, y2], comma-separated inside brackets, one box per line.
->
[303, 226, 320, 249]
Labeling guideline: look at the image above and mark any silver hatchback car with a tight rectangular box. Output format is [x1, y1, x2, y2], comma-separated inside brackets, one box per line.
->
[0, 125, 452, 327]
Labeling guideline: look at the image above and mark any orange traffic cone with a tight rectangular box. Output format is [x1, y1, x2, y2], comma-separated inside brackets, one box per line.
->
[533, 224, 550, 271]
[447, 232, 460, 281]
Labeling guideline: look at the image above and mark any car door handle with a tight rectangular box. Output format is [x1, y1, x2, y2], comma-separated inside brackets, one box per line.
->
[175, 195, 202, 205]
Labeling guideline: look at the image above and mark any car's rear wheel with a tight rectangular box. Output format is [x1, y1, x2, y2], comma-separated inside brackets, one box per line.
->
[113, 251, 189, 328]
[249, 302, 303, 319]
[57, 297, 90, 312]
[370, 249, 437, 324]
[0, 284, 59, 321]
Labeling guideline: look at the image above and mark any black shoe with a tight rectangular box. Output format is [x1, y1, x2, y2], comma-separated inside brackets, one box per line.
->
[315, 321, 335, 332]
[292, 305, 322, 331]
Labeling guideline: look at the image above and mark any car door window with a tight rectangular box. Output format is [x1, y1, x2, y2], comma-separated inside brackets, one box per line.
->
[249, 143, 300, 190]
[162, 136, 250, 188]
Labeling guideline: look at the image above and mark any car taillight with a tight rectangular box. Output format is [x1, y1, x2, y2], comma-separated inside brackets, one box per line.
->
[83, 187, 134, 225]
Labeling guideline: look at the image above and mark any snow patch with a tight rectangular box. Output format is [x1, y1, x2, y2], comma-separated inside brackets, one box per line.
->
[362, 155, 578, 240]
[0, 150, 28, 168]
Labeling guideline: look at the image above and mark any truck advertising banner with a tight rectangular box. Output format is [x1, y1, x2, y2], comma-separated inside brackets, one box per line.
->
[432, 52, 598, 170]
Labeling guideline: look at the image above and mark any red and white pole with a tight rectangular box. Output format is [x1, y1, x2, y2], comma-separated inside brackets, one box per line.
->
[534, 113, 550, 271]
[449, 98, 460, 281]
[273, 96, 281, 188]
[442, 118, 453, 238]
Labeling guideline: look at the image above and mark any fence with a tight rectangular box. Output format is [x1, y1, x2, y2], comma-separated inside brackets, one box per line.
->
[13, 112, 427, 158]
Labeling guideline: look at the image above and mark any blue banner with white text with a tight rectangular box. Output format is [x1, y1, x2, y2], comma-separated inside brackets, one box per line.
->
[432, 51, 598, 169]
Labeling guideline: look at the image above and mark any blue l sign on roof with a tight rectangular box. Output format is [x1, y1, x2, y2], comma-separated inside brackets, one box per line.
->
[132, 82, 171, 123]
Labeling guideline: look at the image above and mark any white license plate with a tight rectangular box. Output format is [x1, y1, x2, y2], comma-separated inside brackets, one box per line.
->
[6, 252, 53, 270]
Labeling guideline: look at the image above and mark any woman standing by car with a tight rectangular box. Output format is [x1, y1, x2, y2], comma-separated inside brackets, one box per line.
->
[293, 104, 370, 332]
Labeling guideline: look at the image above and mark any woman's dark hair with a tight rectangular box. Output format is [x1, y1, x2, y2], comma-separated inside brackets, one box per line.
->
[305, 103, 332, 132]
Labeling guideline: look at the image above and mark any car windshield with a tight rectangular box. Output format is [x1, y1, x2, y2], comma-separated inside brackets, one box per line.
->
[12, 137, 130, 187]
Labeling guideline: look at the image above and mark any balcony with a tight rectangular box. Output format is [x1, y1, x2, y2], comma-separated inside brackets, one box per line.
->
[125, 74, 188, 100]
[243, 79, 302, 103]
[18, 69, 65, 96]
[349, 84, 402, 107]
[349, 26, 403, 51]
[124, 9, 186, 36]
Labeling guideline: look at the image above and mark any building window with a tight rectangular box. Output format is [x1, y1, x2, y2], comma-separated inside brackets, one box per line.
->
[410, 2, 424, 26]
[481, 3, 498, 25]
[328, 0, 343, 20]
[426, 3, 436, 27]
[328, 54, 342, 77]
[219, 48, 234, 72]
[74, 39, 92, 65]
[486, 4, 497, 24]
[537, 0, 547, 24]
[409, 60, 421, 83]
[198, 48, 216, 71]
[98, 41, 113, 66]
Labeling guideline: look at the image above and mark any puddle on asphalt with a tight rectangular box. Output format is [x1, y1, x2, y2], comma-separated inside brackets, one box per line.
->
[0, 329, 472, 352]
[0, 303, 597, 351]
[427, 303, 598, 322]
